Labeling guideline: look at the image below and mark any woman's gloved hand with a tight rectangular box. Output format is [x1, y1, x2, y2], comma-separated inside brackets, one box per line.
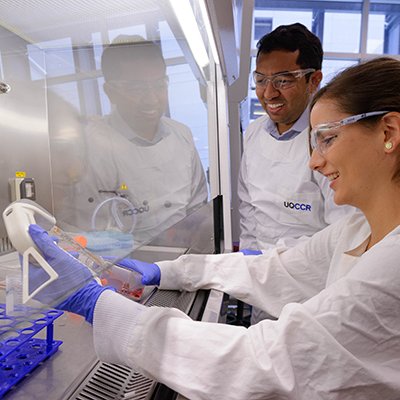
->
[114, 258, 161, 286]
[57, 280, 112, 323]
[239, 248, 262, 256]
[29, 224, 113, 323]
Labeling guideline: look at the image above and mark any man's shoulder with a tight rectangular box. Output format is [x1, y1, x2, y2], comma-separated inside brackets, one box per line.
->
[243, 114, 270, 142]
[161, 117, 195, 145]
[247, 114, 269, 128]
[85, 115, 113, 137]
[161, 116, 191, 133]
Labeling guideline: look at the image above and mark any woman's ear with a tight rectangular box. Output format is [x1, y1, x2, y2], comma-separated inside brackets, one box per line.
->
[382, 112, 400, 152]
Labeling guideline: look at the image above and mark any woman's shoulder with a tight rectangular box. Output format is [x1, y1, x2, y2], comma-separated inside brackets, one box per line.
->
[314, 209, 369, 251]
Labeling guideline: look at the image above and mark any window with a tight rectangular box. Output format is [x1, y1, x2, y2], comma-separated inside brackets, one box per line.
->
[246, 0, 400, 127]
[369, 1, 400, 54]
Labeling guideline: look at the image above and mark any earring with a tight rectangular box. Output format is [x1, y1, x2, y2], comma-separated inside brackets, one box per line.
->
[385, 142, 393, 150]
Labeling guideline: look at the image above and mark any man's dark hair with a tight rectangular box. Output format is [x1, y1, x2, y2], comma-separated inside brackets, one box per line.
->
[257, 23, 323, 70]
[101, 35, 165, 82]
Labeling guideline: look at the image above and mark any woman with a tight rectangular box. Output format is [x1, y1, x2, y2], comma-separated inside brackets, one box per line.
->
[29, 57, 400, 399]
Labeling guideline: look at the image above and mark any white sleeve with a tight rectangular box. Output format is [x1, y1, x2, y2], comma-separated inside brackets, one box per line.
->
[157, 218, 343, 317]
[93, 232, 400, 399]
[93, 290, 146, 365]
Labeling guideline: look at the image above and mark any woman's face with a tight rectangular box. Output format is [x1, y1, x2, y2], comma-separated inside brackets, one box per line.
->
[309, 99, 387, 209]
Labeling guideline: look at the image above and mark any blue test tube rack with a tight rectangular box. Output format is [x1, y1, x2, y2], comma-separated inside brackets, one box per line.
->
[0, 303, 63, 398]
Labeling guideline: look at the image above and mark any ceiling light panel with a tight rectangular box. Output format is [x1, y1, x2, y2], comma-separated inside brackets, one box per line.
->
[0, 0, 162, 47]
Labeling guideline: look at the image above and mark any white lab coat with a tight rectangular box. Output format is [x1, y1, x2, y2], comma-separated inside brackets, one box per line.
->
[93, 210, 400, 400]
[238, 113, 353, 323]
[54, 111, 208, 245]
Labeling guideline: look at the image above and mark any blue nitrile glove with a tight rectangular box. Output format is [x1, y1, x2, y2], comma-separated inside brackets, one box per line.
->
[29, 224, 114, 323]
[57, 280, 112, 323]
[239, 249, 262, 256]
[114, 258, 161, 286]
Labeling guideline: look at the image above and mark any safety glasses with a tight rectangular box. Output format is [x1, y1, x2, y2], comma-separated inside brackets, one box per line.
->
[109, 76, 169, 96]
[252, 68, 315, 90]
[310, 111, 389, 154]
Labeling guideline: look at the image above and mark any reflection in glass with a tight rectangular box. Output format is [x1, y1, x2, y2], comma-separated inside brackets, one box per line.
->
[50, 36, 208, 252]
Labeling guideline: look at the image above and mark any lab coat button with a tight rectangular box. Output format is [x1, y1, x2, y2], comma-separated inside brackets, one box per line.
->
[164, 201, 171, 208]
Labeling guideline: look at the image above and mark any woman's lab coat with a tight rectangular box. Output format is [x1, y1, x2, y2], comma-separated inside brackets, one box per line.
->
[93, 210, 400, 399]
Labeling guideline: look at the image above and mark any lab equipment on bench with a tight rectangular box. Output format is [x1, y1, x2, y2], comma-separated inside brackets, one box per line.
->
[91, 192, 137, 234]
[1, 199, 144, 309]
[80, 191, 136, 255]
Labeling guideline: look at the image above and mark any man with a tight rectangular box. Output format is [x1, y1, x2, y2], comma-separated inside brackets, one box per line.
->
[58, 36, 208, 248]
[238, 23, 352, 324]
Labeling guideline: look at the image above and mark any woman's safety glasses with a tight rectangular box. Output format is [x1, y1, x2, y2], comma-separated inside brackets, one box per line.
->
[252, 68, 315, 90]
[310, 111, 389, 155]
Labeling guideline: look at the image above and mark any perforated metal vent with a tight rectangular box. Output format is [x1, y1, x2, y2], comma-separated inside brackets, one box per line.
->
[73, 362, 154, 400]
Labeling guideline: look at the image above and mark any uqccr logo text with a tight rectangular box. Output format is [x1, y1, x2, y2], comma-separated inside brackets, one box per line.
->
[283, 201, 312, 211]
[122, 205, 150, 215]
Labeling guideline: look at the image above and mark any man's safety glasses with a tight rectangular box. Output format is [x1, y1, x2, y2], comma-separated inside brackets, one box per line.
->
[310, 111, 389, 155]
[252, 68, 315, 90]
[109, 76, 169, 96]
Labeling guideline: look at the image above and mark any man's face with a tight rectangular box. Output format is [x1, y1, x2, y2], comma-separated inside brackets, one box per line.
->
[105, 57, 168, 136]
[255, 49, 321, 134]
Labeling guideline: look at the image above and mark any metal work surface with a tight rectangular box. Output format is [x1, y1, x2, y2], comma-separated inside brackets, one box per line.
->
[1, 286, 222, 400]
[2, 312, 97, 400]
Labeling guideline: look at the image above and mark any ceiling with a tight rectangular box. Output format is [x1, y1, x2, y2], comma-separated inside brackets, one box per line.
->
[0, 0, 166, 48]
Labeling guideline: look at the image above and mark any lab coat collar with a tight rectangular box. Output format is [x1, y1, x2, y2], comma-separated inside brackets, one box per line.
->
[265, 106, 310, 141]
[109, 108, 170, 146]
[345, 220, 400, 257]
[342, 214, 371, 256]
